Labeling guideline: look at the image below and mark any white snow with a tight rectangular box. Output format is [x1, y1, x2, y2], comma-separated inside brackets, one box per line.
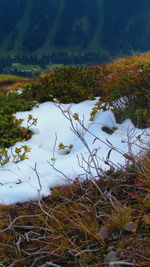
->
[0, 99, 149, 205]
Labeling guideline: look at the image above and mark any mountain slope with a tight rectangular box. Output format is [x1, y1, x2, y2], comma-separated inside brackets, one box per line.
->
[0, 0, 150, 62]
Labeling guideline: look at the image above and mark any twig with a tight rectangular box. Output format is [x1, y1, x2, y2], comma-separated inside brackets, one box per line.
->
[13, 225, 51, 233]
[108, 261, 138, 266]
[75, 248, 101, 257]
[40, 262, 61, 267]
[0, 214, 39, 233]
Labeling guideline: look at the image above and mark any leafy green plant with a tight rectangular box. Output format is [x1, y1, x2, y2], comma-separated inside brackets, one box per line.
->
[58, 143, 73, 150]
[0, 89, 37, 149]
[0, 114, 33, 149]
[89, 100, 109, 121]
[12, 145, 31, 163]
[0, 148, 10, 166]
[27, 114, 38, 129]
[0, 145, 31, 166]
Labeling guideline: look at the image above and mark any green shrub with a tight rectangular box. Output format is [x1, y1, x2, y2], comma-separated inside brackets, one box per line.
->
[0, 114, 33, 148]
[0, 91, 36, 148]
[22, 55, 150, 128]
[22, 66, 104, 103]
[98, 55, 150, 128]
[0, 55, 150, 150]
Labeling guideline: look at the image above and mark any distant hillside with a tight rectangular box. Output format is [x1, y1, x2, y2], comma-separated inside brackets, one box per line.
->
[0, 0, 150, 63]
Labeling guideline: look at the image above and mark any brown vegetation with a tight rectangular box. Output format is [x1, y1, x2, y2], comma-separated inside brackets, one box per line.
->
[0, 152, 150, 266]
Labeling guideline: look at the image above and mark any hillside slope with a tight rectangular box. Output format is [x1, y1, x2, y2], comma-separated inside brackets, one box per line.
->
[0, 0, 149, 62]
[0, 54, 150, 266]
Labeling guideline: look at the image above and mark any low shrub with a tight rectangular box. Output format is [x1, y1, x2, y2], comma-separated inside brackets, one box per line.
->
[22, 65, 104, 103]
[22, 54, 150, 127]
[0, 114, 32, 148]
[0, 54, 150, 150]
[0, 91, 36, 148]
[93, 54, 150, 128]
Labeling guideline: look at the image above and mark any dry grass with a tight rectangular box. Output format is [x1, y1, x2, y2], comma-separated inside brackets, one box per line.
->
[0, 156, 150, 266]
[105, 54, 150, 73]
[0, 74, 32, 93]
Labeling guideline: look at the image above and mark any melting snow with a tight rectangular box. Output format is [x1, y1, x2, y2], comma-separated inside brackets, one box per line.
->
[0, 100, 149, 205]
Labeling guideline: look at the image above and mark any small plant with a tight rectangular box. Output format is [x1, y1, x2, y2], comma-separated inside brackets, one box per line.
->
[89, 101, 102, 121]
[89, 100, 112, 121]
[105, 203, 133, 231]
[58, 142, 73, 153]
[0, 145, 31, 166]
[0, 148, 10, 166]
[73, 113, 79, 120]
[27, 114, 38, 129]
[12, 145, 31, 163]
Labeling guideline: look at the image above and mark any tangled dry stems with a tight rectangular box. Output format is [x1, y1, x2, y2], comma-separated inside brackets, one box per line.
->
[0, 114, 150, 266]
